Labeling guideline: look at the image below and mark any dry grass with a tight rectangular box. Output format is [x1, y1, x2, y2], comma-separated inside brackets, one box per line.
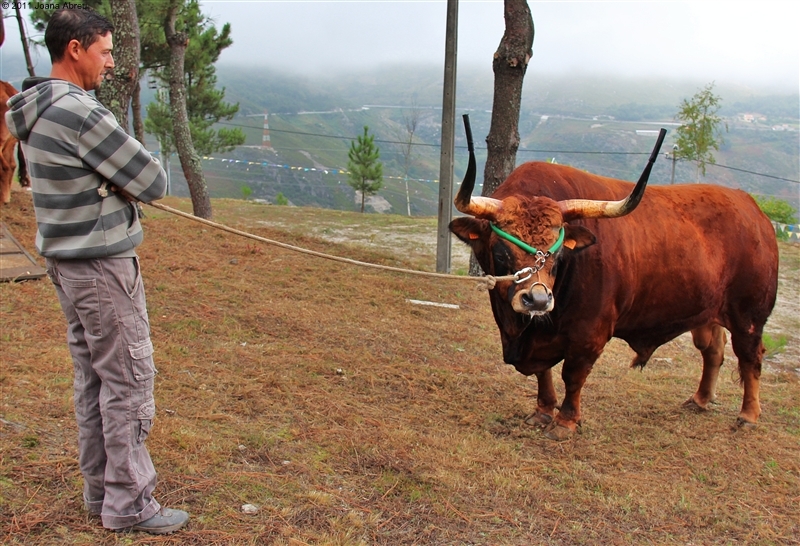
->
[1, 189, 799, 545]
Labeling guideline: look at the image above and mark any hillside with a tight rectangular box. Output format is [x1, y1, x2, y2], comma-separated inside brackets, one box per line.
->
[161, 65, 798, 217]
[5, 52, 796, 216]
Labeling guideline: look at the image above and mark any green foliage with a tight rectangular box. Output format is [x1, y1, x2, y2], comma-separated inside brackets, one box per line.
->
[762, 333, 787, 359]
[275, 192, 288, 206]
[752, 195, 798, 224]
[240, 185, 252, 200]
[28, 1, 244, 156]
[674, 82, 728, 177]
[30, 1, 107, 33]
[144, 1, 245, 156]
[347, 126, 384, 213]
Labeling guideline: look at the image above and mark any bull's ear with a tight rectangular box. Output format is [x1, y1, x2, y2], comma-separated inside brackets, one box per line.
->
[449, 217, 490, 249]
[450, 217, 493, 273]
[563, 224, 596, 251]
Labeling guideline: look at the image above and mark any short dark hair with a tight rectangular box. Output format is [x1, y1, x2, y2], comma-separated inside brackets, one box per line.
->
[45, 7, 115, 63]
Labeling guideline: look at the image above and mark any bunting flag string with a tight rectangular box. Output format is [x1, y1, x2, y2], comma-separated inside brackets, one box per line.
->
[194, 154, 441, 185]
[772, 221, 800, 242]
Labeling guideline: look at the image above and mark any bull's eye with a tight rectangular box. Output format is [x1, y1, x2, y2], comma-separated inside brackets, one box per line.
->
[492, 242, 515, 276]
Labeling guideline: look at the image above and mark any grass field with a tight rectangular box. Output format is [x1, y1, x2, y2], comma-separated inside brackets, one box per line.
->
[1, 189, 798, 545]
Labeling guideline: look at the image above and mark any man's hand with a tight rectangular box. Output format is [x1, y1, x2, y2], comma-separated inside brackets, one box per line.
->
[110, 184, 137, 203]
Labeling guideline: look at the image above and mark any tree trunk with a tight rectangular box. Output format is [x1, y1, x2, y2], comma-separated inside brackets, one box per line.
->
[483, 0, 534, 196]
[96, 0, 139, 133]
[470, 0, 534, 276]
[165, 1, 212, 219]
[13, 6, 36, 77]
[131, 79, 145, 145]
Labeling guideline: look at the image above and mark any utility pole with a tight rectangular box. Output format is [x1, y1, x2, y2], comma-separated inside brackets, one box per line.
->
[149, 83, 173, 195]
[668, 144, 678, 184]
[436, 0, 458, 273]
[404, 176, 411, 216]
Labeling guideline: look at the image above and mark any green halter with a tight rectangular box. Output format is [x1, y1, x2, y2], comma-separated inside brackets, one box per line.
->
[490, 224, 566, 256]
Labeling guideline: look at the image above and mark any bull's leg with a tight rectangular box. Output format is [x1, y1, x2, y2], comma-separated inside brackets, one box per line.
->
[683, 324, 727, 411]
[1, 140, 15, 204]
[544, 353, 599, 441]
[0, 177, 10, 204]
[525, 368, 557, 427]
[730, 329, 764, 428]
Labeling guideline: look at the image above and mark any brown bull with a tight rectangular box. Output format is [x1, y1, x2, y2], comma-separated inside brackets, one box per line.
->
[450, 123, 778, 440]
[1, 80, 30, 204]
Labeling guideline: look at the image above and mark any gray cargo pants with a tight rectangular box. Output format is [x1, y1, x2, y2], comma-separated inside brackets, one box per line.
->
[45, 256, 161, 530]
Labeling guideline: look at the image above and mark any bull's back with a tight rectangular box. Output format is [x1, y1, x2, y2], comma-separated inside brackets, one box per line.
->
[615, 184, 776, 335]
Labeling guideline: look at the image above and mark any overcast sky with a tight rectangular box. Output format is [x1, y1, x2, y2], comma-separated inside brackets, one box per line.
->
[2, 1, 798, 91]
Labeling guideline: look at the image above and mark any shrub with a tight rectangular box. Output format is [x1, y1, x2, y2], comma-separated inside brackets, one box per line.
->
[752, 195, 797, 224]
[752, 195, 797, 241]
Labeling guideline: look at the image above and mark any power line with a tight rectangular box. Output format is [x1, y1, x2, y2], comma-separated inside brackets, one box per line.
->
[220, 121, 443, 149]
[219, 120, 658, 154]
[705, 162, 799, 184]
[216, 120, 799, 185]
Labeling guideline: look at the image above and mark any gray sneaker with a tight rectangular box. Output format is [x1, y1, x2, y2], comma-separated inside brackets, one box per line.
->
[126, 508, 190, 534]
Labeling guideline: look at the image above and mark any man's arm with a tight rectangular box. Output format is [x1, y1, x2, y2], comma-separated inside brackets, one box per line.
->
[78, 106, 167, 203]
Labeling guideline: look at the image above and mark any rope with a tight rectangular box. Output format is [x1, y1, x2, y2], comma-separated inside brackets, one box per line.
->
[146, 202, 512, 290]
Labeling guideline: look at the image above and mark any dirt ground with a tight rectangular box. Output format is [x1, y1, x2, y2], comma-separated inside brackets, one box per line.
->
[1, 190, 798, 545]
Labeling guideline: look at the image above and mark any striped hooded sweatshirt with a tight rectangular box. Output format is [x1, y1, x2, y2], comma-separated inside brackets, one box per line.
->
[5, 78, 167, 259]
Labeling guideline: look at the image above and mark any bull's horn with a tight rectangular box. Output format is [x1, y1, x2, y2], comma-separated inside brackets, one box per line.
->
[559, 128, 667, 220]
[454, 114, 504, 220]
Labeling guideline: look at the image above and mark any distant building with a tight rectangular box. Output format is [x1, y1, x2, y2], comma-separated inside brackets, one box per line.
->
[739, 113, 768, 123]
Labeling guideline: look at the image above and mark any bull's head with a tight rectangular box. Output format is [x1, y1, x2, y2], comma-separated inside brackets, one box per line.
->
[450, 117, 665, 317]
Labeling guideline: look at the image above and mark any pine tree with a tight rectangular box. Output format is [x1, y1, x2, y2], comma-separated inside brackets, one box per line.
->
[144, 0, 245, 157]
[347, 126, 384, 213]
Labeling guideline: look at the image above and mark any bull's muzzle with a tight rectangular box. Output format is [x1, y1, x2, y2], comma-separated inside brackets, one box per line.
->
[518, 281, 554, 315]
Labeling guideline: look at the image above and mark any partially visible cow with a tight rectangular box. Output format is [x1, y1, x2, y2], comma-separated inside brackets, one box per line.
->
[450, 121, 778, 440]
[1, 79, 30, 204]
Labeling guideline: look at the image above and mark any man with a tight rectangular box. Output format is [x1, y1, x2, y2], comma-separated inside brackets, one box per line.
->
[5, 8, 189, 535]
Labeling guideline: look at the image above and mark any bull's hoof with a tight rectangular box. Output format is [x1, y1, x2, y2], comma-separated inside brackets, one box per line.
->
[682, 397, 708, 412]
[734, 417, 758, 431]
[543, 422, 575, 442]
[524, 411, 553, 428]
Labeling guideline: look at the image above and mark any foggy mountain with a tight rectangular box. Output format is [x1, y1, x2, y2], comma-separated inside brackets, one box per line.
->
[2, 53, 797, 217]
